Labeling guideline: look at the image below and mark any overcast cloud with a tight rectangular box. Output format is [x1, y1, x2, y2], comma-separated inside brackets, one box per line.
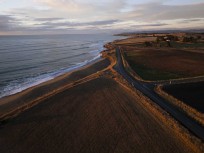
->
[0, 0, 203, 35]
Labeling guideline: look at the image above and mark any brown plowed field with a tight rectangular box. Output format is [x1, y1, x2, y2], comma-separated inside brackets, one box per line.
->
[164, 82, 204, 113]
[0, 78, 196, 153]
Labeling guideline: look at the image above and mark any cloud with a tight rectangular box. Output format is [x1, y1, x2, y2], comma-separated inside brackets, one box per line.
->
[34, 19, 120, 28]
[0, 0, 204, 34]
[83, 20, 120, 26]
[0, 15, 21, 31]
[0, 15, 12, 30]
[34, 0, 126, 18]
[0, 10, 120, 34]
[128, 2, 204, 21]
[35, 0, 91, 13]
[141, 23, 169, 27]
[34, 17, 65, 21]
[178, 18, 204, 23]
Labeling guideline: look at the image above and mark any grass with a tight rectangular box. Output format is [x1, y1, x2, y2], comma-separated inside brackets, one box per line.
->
[163, 42, 204, 48]
[128, 62, 183, 81]
[123, 46, 204, 81]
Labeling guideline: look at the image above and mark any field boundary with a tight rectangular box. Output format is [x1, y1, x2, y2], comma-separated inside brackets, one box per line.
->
[120, 46, 204, 83]
[155, 85, 204, 126]
[113, 70, 204, 153]
[0, 72, 100, 124]
[111, 44, 203, 152]
[120, 47, 146, 82]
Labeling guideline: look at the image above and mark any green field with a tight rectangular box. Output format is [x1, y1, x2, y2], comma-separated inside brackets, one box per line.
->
[124, 47, 204, 81]
[128, 62, 184, 81]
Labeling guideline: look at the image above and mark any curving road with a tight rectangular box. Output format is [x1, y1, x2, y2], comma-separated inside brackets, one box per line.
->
[114, 46, 204, 141]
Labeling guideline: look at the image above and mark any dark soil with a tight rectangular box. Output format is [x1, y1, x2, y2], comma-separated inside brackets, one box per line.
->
[0, 78, 195, 153]
[164, 82, 204, 113]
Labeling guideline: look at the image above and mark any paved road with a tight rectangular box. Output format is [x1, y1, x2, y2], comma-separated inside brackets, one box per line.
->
[114, 46, 204, 141]
[152, 76, 204, 86]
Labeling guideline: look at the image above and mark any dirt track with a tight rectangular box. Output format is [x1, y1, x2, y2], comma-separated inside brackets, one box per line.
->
[0, 77, 196, 153]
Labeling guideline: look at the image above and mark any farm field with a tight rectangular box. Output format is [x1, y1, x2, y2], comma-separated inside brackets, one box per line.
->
[163, 81, 204, 113]
[114, 33, 204, 81]
[123, 47, 204, 81]
[0, 78, 197, 153]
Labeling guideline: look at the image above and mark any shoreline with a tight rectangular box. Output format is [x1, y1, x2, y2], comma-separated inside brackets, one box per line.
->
[0, 51, 110, 119]
[0, 52, 102, 99]
[0, 38, 203, 153]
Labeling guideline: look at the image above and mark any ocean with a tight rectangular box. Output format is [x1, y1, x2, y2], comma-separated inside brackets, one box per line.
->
[0, 34, 122, 98]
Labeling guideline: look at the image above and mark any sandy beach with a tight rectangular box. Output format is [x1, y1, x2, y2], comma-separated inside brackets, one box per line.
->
[0, 58, 110, 117]
[0, 41, 202, 153]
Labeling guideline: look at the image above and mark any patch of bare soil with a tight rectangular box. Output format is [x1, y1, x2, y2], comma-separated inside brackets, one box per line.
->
[163, 81, 204, 113]
[0, 78, 197, 153]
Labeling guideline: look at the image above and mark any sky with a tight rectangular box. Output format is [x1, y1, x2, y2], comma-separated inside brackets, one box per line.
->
[0, 0, 204, 35]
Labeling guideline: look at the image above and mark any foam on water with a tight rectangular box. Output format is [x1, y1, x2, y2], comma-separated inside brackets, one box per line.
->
[0, 44, 102, 98]
[0, 34, 123, 99]
[0, 53, 101, 98]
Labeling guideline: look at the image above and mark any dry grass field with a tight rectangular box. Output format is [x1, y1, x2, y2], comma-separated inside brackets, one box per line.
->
[124, 47, 204, 80]
[0, 77, 197, 153]
[114, 35, 204, 81]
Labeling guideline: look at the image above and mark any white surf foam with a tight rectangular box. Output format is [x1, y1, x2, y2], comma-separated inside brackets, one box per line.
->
[0, 52, 102, 99]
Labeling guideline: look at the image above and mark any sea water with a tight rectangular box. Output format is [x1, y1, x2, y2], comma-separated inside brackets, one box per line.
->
[0, 34, 122, 98]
